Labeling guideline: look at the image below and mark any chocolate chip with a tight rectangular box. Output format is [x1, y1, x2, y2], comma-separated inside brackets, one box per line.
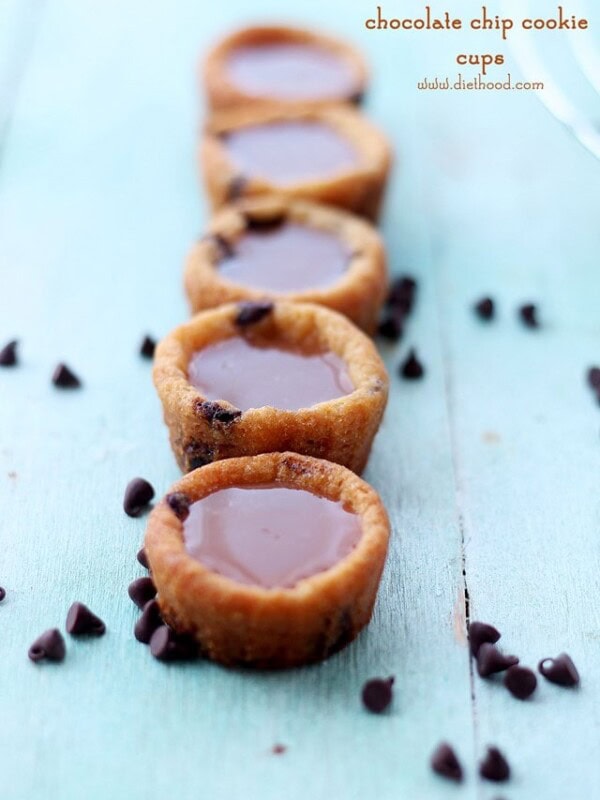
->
[28, 628, 66, 662]
[227, 175, 247, 201]
[361, 676, 394, 713]
[52, 363, 81, 388]
[166, 492, 191, 521]
[205, 232, 234, 260]
[196, 400, 242, 425]
[245, 213, 285, 231]
[272, 743, 287, 754]
[587, 366, 600, 389]
[137, 547, 149, 569]
[349, 89, 365, 104]
[519, 303, 539, 328]
[504, 664, 537, 699]
[128, 577, 156, 609]
[123, 477, 155, 518]
[538, 653, 580, 687]
[149, 625, 198, 661]
[0, 339, 18, 367]
[430, 742, 463, 782]
[134, 599, 163, 644]
[399, 348, 424, 379]
[378, 308, 404, 341]
[469, 621, 501, 656]
[476, 643, 519, 677]
[480, 747, 510, 782]
[235, 300, 274, 327]
[0, 586, 5, 602]
[66, 602, 106, 636]
[474, 297, 495, 320]
[139, 335, 156, 359]
[387, 275, 417, 314]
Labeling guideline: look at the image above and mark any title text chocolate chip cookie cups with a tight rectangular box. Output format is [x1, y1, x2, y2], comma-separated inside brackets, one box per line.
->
[153, 301, 388, 474]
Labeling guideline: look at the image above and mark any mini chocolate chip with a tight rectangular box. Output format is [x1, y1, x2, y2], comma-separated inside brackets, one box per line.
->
[474, 297, 495, 320]
[361, 676, 394, 713]
[0, 339, 18, 367]
[149, 625, 198, 661]
[0, 586, 5, 602]
[52, 363, 81, 388]
[166, 492, 191, 521]
[235, 300, 274, 326]
[430, 742, 463, 782]
[477, 643, 519, 677]
[480, 747, 510, 782]
[349, 89, 364, 104]
[519, 303, 539, 328]
[123, 477, 155, 518]
[245, 213, 285, 231]
[469, 621, 501, 656]
[137, 547, 149, 569]
[139, 335, 156, 359]
[378, 308, 404, 341]
[205, 232, 234, 260]
[387, 276, 417, 313]
[128, 577, 156, 609]
[538, 653, 580, 687]
[66, 602, 106, 636]
[227, 175, 247, 201]
[504, 664, 537, 699]
[587, 366, 600, 389]
[134, 599, 163, 644]
[28, 628, 66, 662]
[197, 400, 242, 425]
[400, 348, 424, 380]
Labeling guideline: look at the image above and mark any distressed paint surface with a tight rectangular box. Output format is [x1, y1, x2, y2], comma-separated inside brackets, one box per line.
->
[0, 1, 599, 798]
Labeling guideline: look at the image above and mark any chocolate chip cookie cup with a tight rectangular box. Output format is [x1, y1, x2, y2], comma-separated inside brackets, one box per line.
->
[200, 104, 392, 221]
[144, 452, 390, 669]
[203, 25, 368, 110]
[153, 301, 388, 474]
[184, 196, 387, 334]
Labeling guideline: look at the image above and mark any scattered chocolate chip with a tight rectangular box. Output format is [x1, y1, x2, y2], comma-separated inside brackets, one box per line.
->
[378, 308, 404, 341]
[197, 400, 242, 425]
[0, 339, 18, 367]
[399, 348, 424, 380]
[205, 232, 234, 260]
[166, 492, 191, 521]
[128, 577, 156, 609]
[139, 335, 156, 359]
[519, 303, 539, 328]
[52, 363, 81, 388]
[538, 653, 580, 687]
[149, 625, 198, 661]
[476, 643, 519, 677]
[134, 599, 163, 644]
[227, 175, 247, 201]
[587, 366, 600, 389]
[137, 547, 149, 569]
[66, 602, 106, 636]
[123, 477, 155, 518]
[387, 275, 417, 314]
[28, 628, 66, 662]
[474, 297, 495, 320]
[430, 742, 463, 782]
[272, 743, 287, 755]
[504, 664, 537, 699]
[469, 621, 501, 656]
[0, 586, 5, 602]
[480, 747, 510, 782]
[361, 676, 394, 713]
[245, 213, 285, 231]
[235, 300, 274, 327]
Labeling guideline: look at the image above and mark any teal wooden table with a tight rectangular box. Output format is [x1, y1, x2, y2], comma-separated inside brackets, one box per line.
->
[1, 1, 599, 798]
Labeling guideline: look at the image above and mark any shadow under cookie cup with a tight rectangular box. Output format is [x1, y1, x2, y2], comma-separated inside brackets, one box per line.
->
[153, 301, 389, 474]
[144, 452, 390, 669]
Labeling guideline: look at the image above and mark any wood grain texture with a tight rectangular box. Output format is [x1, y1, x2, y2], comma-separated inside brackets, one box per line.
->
[0, 1, 598, 798]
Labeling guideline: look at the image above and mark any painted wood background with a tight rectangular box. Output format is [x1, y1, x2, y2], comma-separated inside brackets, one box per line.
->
[1, 1, 599, 798]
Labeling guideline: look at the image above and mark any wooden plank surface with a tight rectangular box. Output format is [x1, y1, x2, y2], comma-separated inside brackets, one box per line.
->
[0, 1, 598, 798]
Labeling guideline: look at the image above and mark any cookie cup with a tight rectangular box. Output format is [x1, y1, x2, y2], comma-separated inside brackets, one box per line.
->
[144, 452, 390, 668]
[153, 301, 388, 474]
[185, 196, 387, 334]
[200, 104, 392, 221]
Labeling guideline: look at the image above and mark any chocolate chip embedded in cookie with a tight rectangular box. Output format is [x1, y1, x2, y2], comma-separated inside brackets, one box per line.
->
[185, 197, 388, 335]
[152, 301, 388, 474]
[144, 452, 390, 669]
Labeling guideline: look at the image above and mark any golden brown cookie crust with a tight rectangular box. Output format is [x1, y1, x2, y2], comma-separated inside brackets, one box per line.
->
[202, 24, 368, 111]
[153, 301, 388, 474]
[200, 104, 392, 221]
[184, 196, 388, 334]
[144, 452, 390, 668]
